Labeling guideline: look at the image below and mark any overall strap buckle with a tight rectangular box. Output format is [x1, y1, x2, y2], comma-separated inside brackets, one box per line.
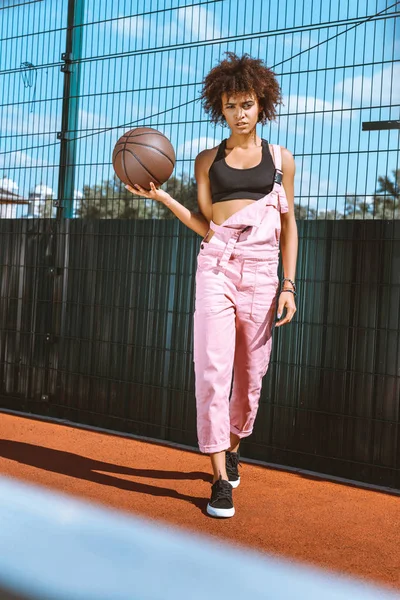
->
[274, 169, 283, 185]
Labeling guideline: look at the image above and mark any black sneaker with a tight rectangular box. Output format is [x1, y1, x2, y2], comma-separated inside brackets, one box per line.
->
[206, 476, 235, 518]
[226, 451, 241, 488]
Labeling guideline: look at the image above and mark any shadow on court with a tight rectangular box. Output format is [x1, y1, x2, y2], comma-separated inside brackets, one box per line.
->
[0, 439, 211, 514]
[1, 412, 399, 593]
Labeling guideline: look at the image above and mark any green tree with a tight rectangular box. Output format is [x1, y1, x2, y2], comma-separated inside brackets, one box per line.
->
[76, 172, 199, 219]
[76, 169, 399, 221]
[294, 204, 318, 219]
[76, 175, 141, 219]
[162, 173, 198, 217]
[343, 196, 373, 219]
[343, 169, 399, 220]
[317, 209, 339, 219]
[370, 168, 400, 219]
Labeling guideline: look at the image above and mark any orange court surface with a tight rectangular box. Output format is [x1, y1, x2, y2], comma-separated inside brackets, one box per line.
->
[0, 410, 399, 593]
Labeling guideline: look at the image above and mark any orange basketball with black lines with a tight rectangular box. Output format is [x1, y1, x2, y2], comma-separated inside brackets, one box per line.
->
[112, 127, 176, 190]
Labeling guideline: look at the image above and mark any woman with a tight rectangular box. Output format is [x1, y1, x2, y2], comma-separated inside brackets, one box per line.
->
[126, 52, 298, 519]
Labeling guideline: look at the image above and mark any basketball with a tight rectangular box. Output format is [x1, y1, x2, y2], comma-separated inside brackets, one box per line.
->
[112, 127, 175, 190]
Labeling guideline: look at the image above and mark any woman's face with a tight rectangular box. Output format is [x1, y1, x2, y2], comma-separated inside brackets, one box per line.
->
[221, 91, 260, 134]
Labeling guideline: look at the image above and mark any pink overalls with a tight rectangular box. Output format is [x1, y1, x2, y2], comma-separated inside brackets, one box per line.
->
[193, 144, 289, 454]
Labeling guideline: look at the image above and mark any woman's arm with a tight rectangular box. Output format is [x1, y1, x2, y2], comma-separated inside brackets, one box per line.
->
[125, 180, 209, 237]
[194, 149, 213, 225]
[125, 149, 214, 238]
[159, 190, 209, 237]
[275, 147, 298, 327]
[159, 149, 214, 236]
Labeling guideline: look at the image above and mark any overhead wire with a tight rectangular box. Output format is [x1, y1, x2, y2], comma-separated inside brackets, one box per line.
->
[0, 0, 398, 157]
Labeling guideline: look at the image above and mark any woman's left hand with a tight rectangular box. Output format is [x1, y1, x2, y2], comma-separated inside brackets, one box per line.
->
[125, 181, 172, 205]
[275, 291, 296, 327]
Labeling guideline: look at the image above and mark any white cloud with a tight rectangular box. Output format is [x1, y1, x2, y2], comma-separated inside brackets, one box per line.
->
[111, 5, 222, 43]
[78, 109, 109, 131]
[297, 168, 330, 201]
[284, 94, 352, 117]
[0, 176, 18, 192]
[176, 5, 222, 42]
[0, 105, 59, 136]
[176, 136, 217, 160]
[111, 14, 148, 38]
[33, 184, 54, 197]
[167, 57, 195, 78]
[0, 150, 48, 168]
[1, 105, 110, 139]
[283, 30, 316, 51]
[335, 64, 400, 106]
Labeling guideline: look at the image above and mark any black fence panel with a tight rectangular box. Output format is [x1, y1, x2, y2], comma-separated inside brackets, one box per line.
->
[0, 218, 398, 489]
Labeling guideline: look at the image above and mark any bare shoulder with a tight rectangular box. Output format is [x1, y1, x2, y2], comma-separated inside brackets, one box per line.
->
[280, 146, 296, 174]
[195, 145, 220, 175]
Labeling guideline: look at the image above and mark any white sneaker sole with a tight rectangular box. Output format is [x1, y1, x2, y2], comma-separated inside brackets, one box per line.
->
[229, 477, 240, 488]
[206, 504, 235, 518]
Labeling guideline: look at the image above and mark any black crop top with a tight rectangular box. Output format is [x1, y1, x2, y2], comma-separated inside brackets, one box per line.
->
[209, 138, 275, 204]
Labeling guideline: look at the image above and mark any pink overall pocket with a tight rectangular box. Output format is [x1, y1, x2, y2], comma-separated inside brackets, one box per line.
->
[195, 251, 227, 314]
[196, 251, 220, 272]
[249, 260, 279, 323]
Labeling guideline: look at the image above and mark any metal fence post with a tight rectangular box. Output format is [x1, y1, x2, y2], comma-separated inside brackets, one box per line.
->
[57, 0, 85, 219]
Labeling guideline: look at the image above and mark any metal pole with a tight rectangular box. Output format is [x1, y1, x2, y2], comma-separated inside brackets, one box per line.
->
[56, 0, 85, 219]
[362, 120, 400, 131]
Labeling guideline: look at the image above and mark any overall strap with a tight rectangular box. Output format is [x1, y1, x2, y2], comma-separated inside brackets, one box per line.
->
[272, 144, 289, 214]
[271, 144, 282, 170]
[271, 144, 283, 185]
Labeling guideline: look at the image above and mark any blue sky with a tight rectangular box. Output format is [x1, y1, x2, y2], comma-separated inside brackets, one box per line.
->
[0, 0, 399, 217]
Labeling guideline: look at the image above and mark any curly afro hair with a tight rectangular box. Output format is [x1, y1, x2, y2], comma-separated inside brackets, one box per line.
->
[200, 51, 283, 126]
